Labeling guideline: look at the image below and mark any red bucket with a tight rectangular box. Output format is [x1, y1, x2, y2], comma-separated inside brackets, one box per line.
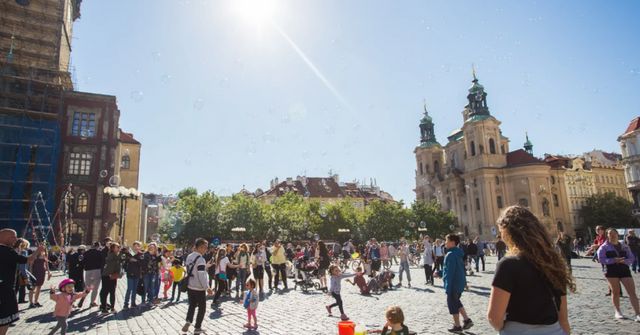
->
[338, 321, 355, 335]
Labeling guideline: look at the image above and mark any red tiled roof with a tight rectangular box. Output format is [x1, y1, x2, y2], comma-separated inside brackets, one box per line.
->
[507, 149, 544, 167]
[264, 177, 344, 198]
[119, 129, 140, 144]
[543, 154, 571, 168]
[601, 151, 622, 162]
[621, 117, 640, 137]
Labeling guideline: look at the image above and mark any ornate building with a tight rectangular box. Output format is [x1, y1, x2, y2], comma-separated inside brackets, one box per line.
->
[414, 73, 572, 239]
[619, 116, 640, 216]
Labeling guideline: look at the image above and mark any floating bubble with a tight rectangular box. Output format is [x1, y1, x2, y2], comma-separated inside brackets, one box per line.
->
[160, 74, 172, 84]
[108, 175, 121, 187]
[409, 222, 416, 228]
[449, 224, 455, 230]
[420, 221, 426, 228]
[193, 98, 204, 110]
[152, 51, 162, 62]
[103, 222, 108, 228]
[99, 170, 108, 178]
[171, 232, 178, 239]
[181, 212, 192, 223]
[130, 91, 144, 102]
[631, 68, 640, 76]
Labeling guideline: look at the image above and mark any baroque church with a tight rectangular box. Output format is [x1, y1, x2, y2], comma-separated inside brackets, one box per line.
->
[414, 73, 572, 240]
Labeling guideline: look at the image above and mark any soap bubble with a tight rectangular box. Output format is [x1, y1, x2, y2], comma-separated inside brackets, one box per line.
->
[99, 170, 108, 178]
[409, 222, 416, 228]
[420, 221, 426, 228]
[181, 212, 192, 223]
[171, 232, 178, 239]
[103, 222, 109, 228]
[193, 98, 204, 110]
[130, 91, 144, 102]
[160, 74, 172, 84]
[449, 224, 455, 230]
[109, 175, 121, 187]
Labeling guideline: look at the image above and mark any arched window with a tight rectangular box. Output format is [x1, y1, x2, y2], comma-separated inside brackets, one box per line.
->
[495, 176, 500, 185]
[121, 155, 130, 169]
[470, 141, 476, 156]
[489, 138, 496, 154]
[542, 198, 550, 217]
[77, 193, 88, 213]
[434, 161, 440, 175]
[419, 162, 423, 175]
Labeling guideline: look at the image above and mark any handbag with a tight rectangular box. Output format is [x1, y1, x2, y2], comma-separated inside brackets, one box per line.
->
[179, 255, 201, 293]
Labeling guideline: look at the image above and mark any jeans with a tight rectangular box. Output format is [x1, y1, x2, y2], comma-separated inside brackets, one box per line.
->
[631, 250, 639, 272]
[272, 263, 288, 289]
[124, 276, 139, 306]
[264, 264, 273, 289]
[144, 273, 159, 303]
[475, 254, 485, 272]
[47, 316, 68, 335]
[423, 264, 433, 284]
[99, 276, 117, 310]
[171, 281, 182, 301]
[500, 321, 567, 335]
[329, 292, 344, 315]
[186, 289, 206, 329]
[212, 275, 226, 304]
[236, 268, 248, 294]
[434, 256, 444, 272]
[398, 260, 411, 283]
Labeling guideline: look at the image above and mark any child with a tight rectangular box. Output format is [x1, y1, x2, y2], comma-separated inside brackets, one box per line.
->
[440, 234, 473, 333]
[169, 259, 185, 302]
[346, 267, 369, 295]
[382, 305, 410, 335]
[48, 279, 90, 335]
[243, 278, 259, 330]
[325, 264, 348, 321]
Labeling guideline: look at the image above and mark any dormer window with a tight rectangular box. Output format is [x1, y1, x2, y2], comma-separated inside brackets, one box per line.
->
[121, 155, 130, 169]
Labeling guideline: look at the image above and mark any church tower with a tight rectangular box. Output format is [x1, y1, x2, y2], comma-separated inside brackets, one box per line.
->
[414, 102, 444, 202]
[524, 132, 534, 155]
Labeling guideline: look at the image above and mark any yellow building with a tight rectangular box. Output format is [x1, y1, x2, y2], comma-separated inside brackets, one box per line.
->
[414, 73, 572, 239]
[107, 129, 142, 244]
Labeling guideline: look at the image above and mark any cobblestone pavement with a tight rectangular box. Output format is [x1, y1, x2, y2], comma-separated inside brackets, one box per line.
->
[7, 257, 640, 334]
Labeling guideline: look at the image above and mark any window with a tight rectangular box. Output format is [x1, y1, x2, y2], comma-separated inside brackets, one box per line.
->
[446, 197, 451, 208]
[476, 198, 481, 210]
[489, 138, 496, 154]
[76, 193, 88, 213]
[68, 153, 92, 175]
[71, 112, 96, 137]
[497, 196, 503, 209]
[501, 144, 505, 154]
[551, 176, 556, 185]
[463, 204, 467, 212]
[518, 198, 529, 207]
[434, 161, 440, 175]
[542, 198, 550, 217]
[478, 223, 483, 236]
[495, 176, 500, 185]
[553, 194, 559, 207]
[121, 155, 130, 169]
[470, 141, 476, 156]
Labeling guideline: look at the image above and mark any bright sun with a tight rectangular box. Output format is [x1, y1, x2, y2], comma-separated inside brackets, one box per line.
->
[230, 0, 278, 26]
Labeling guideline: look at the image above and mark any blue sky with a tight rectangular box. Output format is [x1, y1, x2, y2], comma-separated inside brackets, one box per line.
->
[71, 0, 640, 204]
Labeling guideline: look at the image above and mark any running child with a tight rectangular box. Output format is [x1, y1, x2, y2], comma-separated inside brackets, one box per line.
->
[243, 278, 259, 330]
[48, 279, 90, 335]
[325, 264, 349, 321]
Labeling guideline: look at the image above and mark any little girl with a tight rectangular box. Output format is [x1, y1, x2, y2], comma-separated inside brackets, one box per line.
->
[325, 264, 348, 320]
[48, 279, 90, 335]
[381, 305, 410, 335]
[243, 278, 259, 330]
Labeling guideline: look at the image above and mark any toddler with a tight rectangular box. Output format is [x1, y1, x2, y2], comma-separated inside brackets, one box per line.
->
[48, 279, 90, 335]
[325, 264, 348, 320]
[346, 267, 369, 295]
[381, 305, 410, 335]
[169, 259, 185, 302]
[243, 278, 259, 329]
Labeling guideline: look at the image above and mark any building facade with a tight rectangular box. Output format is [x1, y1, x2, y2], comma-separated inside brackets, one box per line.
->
[414, 74, 572, 239]
[113, 130, 142, 244]
[618, 116, 640, 216]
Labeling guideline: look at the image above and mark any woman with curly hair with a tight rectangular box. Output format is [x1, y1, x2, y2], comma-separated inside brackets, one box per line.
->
[487, 206, 575, 335]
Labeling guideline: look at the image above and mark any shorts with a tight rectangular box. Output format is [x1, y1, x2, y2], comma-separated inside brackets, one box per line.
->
[447, 292, 463, 315]
[253, 265, 264, 280]
[605, 264, 632, 278]
[0, 287, 19, 326]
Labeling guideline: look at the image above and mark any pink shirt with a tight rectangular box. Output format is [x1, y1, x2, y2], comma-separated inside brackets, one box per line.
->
[50, 292, 87, 317]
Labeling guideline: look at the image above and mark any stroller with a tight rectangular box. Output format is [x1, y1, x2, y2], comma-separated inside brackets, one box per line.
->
[293, 256, 323, 292]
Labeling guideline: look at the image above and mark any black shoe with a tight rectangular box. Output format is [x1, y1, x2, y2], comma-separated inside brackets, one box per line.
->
[447, 325, 463, 333]
[606, 291, 612, 296]
[463, 319, 474, 330]
[34, 303, 42, 307]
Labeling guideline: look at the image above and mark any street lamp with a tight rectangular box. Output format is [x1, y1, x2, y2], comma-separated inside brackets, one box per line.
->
[104, 186, 141, 244]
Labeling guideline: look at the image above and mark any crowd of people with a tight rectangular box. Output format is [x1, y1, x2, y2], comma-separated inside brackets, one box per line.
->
[1, 205, 640, 334]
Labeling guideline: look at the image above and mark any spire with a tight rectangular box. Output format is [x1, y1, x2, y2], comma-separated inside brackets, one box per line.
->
[472, 63, 477, 81]
[524, 132, 533, 155]
[419, 101, 439, 147]
[466, 67, 490, 120]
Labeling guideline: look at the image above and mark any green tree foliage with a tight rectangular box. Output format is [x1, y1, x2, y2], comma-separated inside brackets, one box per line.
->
[411, 199, 458, 239]
[580, 192, 635, 231]
[362, 200, 412, 241]
[159, 189, 222, 245]
[218, 194, 266, 240]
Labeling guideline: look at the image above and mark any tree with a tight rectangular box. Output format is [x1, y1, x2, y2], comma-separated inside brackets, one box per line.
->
[159, 189, 222, 246]
[218, 194, 266, 240]
[580, 192, 635, 232]
[363, 200, 412, 241]
[411, 199, 458, 239]
[307, 200, 361, 242]
[264, 192, 308, 241]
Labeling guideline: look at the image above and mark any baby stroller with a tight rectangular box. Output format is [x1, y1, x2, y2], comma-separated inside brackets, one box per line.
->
[293, 256, 323, 292]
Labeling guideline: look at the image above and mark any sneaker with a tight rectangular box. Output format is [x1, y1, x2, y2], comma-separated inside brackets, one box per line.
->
[635, 315, 640, 322]
[615, 310, 625, 319]
[100, 308, 109, 315]
[408, 283, 411, 288]
[181, 322, 191, 332]
[447, 325, 463, 333]
[131, 303, 137, 308]
[340, 314, 349, 321]
[90, 302, 99, 307]
[463, 318, 474, 330]
[193, 328, 206, 334]
[325, 305, 332, 316]
[244, 323, 252, 328]
[34, 303, 42, 307]
[123, 305, 129, 310]
[395, 283, 402, 288]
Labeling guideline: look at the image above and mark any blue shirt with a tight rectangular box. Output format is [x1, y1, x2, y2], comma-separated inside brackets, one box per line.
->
[442, 246, 466, 295]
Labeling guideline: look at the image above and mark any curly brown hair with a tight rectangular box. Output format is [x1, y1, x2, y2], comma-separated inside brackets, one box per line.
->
[497, 205, 576, 294]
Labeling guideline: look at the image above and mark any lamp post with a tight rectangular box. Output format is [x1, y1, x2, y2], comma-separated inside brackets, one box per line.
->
[104, 186, 141, 244]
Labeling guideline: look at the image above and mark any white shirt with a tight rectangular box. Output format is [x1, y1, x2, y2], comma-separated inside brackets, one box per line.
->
[186, 251, 208, 291]
[216, 256, 229, 275]
[422, 242, 434, 265]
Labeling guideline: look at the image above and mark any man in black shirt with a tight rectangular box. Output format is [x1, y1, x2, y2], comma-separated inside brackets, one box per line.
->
[67, 245, 86, 306]
[495, 236, 507, 261]
[0, 229, 44, 335]
[82, 242, 105, 307]
[466, 239, 478, 273]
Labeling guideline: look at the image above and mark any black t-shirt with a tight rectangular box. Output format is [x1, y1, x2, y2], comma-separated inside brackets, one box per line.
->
[496, 240, 507, 251]
[0, 245, 28, 289]
[492, 256, 563, 325]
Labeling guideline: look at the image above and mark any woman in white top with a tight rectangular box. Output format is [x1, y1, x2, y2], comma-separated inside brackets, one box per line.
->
[250, 242, 267, 294]
[211, 248, 238, 307]
[423, 236, 435, 285]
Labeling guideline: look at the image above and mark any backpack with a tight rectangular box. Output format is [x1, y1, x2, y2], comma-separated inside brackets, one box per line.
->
[243, 290, 251, 309]
[179, 255, 201, 293]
